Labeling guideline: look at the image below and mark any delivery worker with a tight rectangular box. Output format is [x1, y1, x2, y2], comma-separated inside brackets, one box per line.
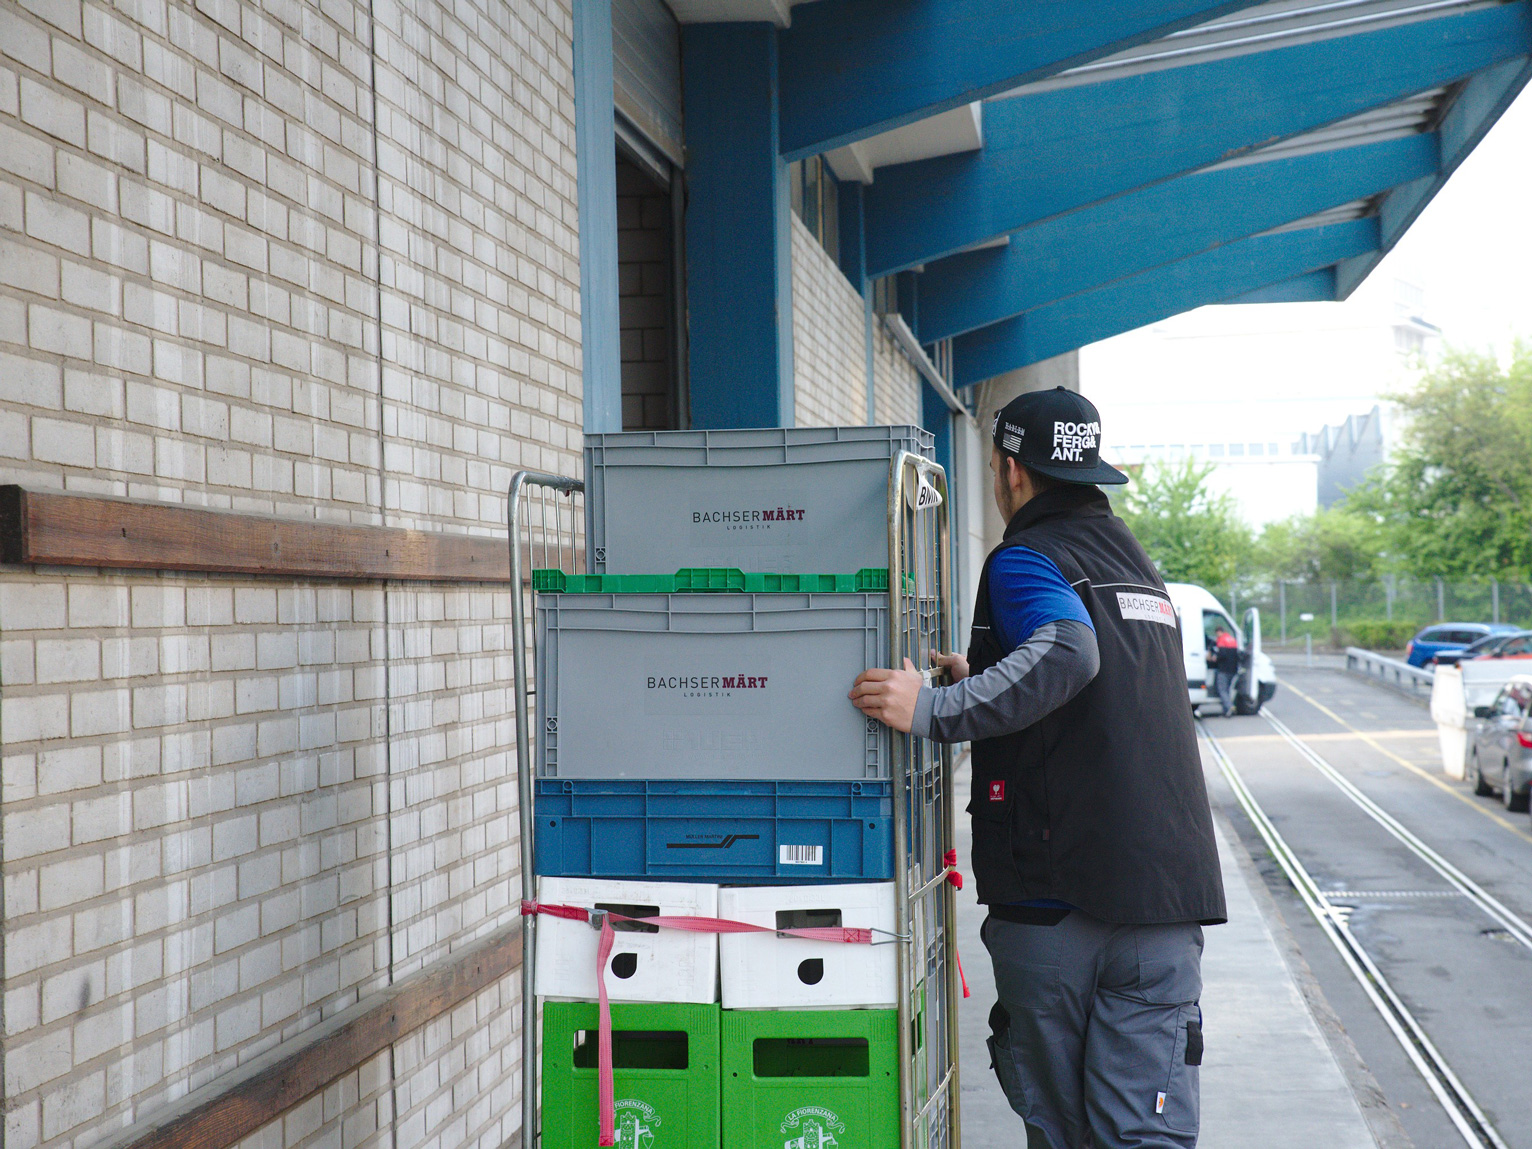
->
[849, 387, 1226, 1149]
[1209, 627, 1240, 717]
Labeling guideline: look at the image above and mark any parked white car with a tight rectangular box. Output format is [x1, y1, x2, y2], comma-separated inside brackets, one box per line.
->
[1165, 582, 1278, 715]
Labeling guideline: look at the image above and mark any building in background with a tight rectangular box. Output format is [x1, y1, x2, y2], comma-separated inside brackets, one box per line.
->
[1300, 405, 1395, 507]
[1085, 277, 1437, 526]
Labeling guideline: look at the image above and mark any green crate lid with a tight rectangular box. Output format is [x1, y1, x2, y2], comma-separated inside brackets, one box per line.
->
[533, 567, 893, 593]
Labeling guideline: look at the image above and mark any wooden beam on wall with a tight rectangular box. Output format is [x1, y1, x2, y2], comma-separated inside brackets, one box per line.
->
[0, 486, 564, 582]
[96, 922, 524, 1149]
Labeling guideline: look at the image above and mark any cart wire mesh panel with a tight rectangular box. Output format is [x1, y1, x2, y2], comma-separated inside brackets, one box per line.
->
[888, 452, 961, 1149]
[511, 454, 960, 1149]
[510, 470, 586, 1146]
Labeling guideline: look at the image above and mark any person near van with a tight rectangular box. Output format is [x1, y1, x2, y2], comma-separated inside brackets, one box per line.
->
[1210, 627, 1239, 717]
[849, 387, 1226, 1149]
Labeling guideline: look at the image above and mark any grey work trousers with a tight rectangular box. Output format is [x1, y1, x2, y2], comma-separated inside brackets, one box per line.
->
[982, 910, 1205, 1149]
[1213, 669, 1237, 716]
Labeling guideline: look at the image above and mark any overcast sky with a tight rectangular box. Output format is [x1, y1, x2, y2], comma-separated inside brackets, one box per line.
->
[1082, 84, 1532, 442]
[1368, 85, 1532, 359]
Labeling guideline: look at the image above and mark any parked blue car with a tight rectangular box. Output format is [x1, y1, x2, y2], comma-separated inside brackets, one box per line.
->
[1405, 622, 1521, 667]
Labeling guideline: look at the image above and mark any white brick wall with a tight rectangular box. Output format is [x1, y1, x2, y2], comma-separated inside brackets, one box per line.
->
[872, 319, 922, 428]
[1, 0, 577, 1143]
[1, 573, 525, 1149]
[0, 0, 579, 522]
[789, 213, 922, 429]
[790, 215, 865, 428]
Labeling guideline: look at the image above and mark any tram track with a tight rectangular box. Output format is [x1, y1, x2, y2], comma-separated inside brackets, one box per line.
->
[1258, 709, 1532, 952]
[1200, 719, 1512, 1149]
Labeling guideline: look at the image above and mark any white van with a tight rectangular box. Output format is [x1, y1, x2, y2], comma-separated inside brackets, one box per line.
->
[1165, 582, 1277, 715]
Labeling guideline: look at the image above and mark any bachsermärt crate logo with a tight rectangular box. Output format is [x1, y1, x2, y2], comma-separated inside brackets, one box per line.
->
[781, 1105, 845, 1148]
[693, 505, 806, 531]
[614, 1099, 659, 1148]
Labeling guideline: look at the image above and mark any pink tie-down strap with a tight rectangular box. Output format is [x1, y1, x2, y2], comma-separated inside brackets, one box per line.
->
[522, 901, 883, 1145]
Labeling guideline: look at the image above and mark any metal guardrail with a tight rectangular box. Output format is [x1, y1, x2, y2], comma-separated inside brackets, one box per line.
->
[1346, 646, 1435, 694]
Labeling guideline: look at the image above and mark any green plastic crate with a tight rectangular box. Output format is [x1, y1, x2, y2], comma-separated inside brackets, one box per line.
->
[543, 1001, 720, 1149]
[532, 567, 892, 594]
[722, 1009, 898, 1149]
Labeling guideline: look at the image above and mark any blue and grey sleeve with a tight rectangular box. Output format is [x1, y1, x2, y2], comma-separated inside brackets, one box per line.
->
[910, 619, 1100, 743]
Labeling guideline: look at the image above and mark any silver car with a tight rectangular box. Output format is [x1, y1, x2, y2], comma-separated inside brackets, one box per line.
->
[1468, 675, 1532, 813]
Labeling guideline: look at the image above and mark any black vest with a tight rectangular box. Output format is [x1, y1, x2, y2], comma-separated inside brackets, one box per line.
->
[966, 485, 1227, 926]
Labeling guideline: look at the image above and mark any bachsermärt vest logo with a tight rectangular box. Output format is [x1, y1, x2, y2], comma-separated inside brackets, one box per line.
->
[781, 1105, 845, 1148]
[614, 1099, 659, 1148]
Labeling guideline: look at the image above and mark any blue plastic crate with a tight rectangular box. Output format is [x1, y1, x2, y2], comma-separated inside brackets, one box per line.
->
[535, 779, 893, 883]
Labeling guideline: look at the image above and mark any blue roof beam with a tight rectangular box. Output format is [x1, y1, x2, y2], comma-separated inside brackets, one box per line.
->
[776, 0, 1260, 160]
[1335, 53, 1532, 296]
[950, 219, 1379, 386]
[1223, 268, 1337, 305]
[863, 1, 1532, 277]
[916, 132, 1437, 343]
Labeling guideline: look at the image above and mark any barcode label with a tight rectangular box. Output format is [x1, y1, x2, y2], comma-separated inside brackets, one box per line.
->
[779, 844, 823, 866]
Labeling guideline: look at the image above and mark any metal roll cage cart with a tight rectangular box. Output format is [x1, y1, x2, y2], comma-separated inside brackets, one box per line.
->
[508, 453, 961, 1149]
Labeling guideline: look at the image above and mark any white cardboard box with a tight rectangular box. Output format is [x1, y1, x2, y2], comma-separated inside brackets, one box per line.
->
[718, 882, 897, 1009]
[534, 877, 719, 1003]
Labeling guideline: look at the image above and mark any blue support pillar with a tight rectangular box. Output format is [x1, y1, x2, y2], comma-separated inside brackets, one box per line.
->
[921, 381, 953, 478]
[835, 181, 877, 422]
[837, 179, 867, 290]
[682, 24, 794, 428]
[574, 0, 621, 432]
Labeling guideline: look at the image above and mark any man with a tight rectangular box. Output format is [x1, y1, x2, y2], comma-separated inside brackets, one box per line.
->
[1210, 627, 1240, 717]
[850, 387, 1226, 1149]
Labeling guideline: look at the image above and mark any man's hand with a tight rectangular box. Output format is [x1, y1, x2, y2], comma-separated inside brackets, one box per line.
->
[930, 650, 969, 682]
[850, 657, 924, 733]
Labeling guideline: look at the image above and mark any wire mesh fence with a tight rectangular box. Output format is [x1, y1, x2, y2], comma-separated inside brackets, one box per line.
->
[1215, 576, 1532, 651]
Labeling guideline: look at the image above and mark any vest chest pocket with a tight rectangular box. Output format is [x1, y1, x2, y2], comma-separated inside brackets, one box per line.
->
[968, 755, 1018, 880]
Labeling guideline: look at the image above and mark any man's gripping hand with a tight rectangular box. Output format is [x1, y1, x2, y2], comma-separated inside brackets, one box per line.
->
[849, 658, 925, 733]
[930, 650, 968, 682]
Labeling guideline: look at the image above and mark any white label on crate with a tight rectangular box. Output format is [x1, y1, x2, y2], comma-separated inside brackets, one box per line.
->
[779, 844, 824, 866]
[1116, 591, 1177, 627]
[906, 472, 943, 511]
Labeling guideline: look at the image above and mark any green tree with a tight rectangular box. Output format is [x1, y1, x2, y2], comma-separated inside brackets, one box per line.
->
[1254, 505, 1385, 583]
[1119, 458, 1252, 587]
[1356, 342, 1532, 579]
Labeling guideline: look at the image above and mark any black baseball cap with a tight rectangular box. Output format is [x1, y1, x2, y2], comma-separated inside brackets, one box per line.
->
[991, 386, 1128, 486]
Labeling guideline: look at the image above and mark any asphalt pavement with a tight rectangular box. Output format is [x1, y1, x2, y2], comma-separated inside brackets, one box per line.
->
[1206, 666, 1532, 1149]
[952, 721, 1381, 1147]
[953, 661, 1532, 1147]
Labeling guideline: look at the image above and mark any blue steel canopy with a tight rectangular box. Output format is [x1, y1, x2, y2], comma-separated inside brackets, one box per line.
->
[673, 0, 1532, 425]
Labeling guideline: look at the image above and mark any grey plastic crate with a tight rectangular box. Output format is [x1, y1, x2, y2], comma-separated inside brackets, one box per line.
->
[584, 426, 934, 573]
[536, 592, 891, 780]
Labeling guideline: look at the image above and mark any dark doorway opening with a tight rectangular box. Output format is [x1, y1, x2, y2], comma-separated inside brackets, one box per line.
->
[617, 152, 684, 430]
